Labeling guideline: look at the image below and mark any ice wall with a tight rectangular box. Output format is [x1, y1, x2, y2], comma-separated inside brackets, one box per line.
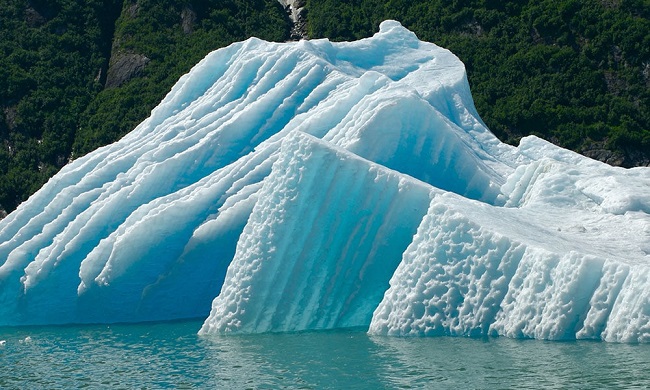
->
[200, 132, 432, 334]
[367, 134, 650, 342]
[0, 20, 505, 326]
[0, 21, 648, 342]
[369, 192, 650, 342]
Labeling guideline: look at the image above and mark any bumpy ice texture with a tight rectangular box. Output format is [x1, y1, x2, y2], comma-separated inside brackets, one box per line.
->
[1, 21, 649, 342]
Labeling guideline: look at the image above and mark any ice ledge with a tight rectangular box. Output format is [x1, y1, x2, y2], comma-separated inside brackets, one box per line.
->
[369, 194, 650, 342]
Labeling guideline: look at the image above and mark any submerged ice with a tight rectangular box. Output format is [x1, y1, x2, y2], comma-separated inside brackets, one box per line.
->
[0, 21, 648, 342]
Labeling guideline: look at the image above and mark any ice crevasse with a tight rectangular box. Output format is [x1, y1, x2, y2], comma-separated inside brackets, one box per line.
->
[0, 21, 649, 342]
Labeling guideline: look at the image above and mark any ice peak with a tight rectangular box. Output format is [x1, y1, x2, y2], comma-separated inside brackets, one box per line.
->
[377, 20, 418, 41]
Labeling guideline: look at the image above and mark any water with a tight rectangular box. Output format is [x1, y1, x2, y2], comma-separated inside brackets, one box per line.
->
[1, 320, 649, 389]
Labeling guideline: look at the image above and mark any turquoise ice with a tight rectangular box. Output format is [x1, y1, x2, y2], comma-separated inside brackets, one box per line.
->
[0, 21, 648, 342]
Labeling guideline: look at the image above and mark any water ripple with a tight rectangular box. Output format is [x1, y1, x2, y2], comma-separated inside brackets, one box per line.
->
[1, 322, 649, 389]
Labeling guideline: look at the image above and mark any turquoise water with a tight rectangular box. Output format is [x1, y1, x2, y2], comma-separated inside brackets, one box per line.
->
[1, 320, 649, 389]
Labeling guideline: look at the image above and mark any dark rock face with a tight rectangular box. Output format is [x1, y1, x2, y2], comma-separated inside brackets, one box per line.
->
[24, 6, 46, 27]
[289, 6, 307, 40]
[3, 106, 17, 132]
[581, 142, 650, 168]
[621, 149, 650, 168]
[105, 52, 150, 89]
[582, 148, 626, 166]
[278, 0, 307, 40]
[181, 5, 197, 34]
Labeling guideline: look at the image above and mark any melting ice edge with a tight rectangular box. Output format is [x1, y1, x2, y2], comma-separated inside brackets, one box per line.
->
[1, 21, 649, 342]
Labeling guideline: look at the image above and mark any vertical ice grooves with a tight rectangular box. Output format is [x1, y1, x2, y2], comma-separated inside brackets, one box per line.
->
[369, 200, 650, 342]
[578, 262, 630, 339]
[200, 132, 432, 334]
[369, 203, 528, 337]
[256, 138, 335, 331]
[601, 267, 650, 342]
[280, 157, 367, 330]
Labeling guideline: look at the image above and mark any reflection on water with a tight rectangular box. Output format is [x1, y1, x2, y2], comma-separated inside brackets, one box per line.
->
[1, 321, 649, 389]
[371, 335, 650, 389]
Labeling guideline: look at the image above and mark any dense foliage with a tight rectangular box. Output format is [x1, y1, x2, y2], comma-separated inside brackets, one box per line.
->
[73, 0, 289, 156]
[0, 0, 116, 212]
[0, 0, 289, 212]
[1, 0, 648, 214]
[307, 0, 650, 166]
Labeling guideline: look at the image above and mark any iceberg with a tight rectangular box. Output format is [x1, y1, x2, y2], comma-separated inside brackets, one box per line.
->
[0, 21, 648, 342]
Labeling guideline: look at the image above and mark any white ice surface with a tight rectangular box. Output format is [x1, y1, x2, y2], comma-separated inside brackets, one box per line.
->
[200, 132, 432, 334]
[0, 21, 648, 342]
[369, 191, 650, 342]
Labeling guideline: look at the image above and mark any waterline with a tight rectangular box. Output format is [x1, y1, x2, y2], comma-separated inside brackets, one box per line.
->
[1, 321, 649, 389]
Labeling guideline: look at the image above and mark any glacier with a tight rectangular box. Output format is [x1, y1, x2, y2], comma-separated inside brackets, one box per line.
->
[1, 21, 649, 342]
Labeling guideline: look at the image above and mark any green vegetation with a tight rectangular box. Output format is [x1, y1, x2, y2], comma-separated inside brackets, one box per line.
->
[74, 0, 289, 156]
[307, 0, 650, 165]
[0, 0, 289, 212]
[1, 0, 648, 214]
